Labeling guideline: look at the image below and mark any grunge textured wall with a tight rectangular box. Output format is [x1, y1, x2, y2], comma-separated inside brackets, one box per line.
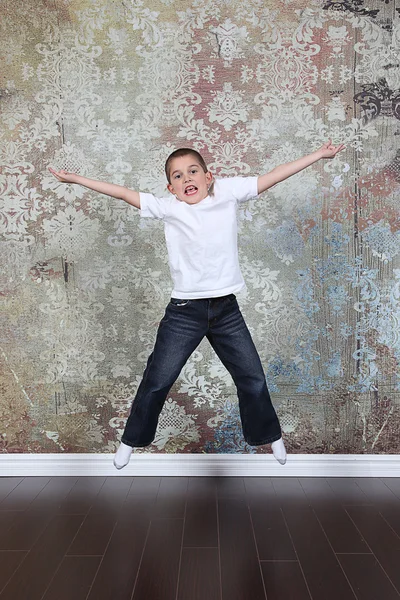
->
[1, 0, 399, 455]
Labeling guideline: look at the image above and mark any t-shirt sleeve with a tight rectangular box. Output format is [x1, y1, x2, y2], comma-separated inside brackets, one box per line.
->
[139, 192, 168, 220]
[215, 176, 259, 204]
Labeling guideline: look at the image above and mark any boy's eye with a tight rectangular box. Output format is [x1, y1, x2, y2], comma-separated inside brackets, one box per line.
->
[174, 174, 181, 179]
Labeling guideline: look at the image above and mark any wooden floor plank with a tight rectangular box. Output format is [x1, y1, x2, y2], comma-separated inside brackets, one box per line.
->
[245, 478, 296, 560]
[250, 505, 297, 561]
[338, 554, 400, 600]
[125, 477, 161, 499]
[381, 478, 400, 500]
[282, 505, 357, 600]
[0, 512, 19, 540]
[346, 505, 400, 593]
[183, 477, 218, 548]
[272, 478, 310, 508]
[121, 477, 161, 518]
[0, 551, 26, 593]
[86, 509, 151, 600]
[29, 477, 78, 510]
[66, 512, 116, 556]
[177, 548, 220, 600]
[85, 475, 162, 598]
[0, 477, 50, 511]
[326, 478, 371, 506]
[376, 505, 400, 539]
[353, 478, 399, 506]
[217, 477, 246, 499]
[132, 518, 184, 600]
[352, 478, 400, 539]
[218, 497, 266, 600]
[152, 477, 188, 519]
[0, 478, 83, 552]
[274, 479, 356, 600]
[57, 477, 106, 515]
[261, 562, 311, 600]
[0, 514, 84, 600]
[300, 479, 369, 554]
[89, 477, 133, 517]
[41, 556, 101, 600]
[0, 479, 24, 504]
[244, 477, 276, 504]
[0, 508, 54, 551]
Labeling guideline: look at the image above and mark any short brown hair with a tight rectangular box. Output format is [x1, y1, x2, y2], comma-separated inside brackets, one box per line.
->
[165, 148, 208, 184]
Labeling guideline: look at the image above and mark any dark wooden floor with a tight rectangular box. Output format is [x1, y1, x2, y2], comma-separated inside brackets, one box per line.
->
[0, 476, 400, 600]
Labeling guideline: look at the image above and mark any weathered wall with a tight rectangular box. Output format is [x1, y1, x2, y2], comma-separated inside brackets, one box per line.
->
[1, 0, 399, 454]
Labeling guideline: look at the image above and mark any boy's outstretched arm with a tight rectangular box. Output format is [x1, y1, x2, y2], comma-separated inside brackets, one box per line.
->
[48, 169, 141, 208]
[257, 140, 345, 194]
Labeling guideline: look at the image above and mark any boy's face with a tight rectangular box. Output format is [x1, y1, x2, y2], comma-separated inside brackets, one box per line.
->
[167, 154, 212, 205]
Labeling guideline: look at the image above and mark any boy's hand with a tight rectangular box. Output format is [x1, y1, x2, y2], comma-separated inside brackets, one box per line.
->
[48, 167, 77, 183]
[47, 168, 141, 208]
[257, 139, 346, 193]
[318, 139, 345, 159]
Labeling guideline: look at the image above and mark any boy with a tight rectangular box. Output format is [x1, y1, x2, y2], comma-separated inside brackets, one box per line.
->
[49, 140, 344, 468]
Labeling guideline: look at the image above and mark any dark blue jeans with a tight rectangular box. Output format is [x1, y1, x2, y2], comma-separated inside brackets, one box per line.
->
[121, 294, 282, 447]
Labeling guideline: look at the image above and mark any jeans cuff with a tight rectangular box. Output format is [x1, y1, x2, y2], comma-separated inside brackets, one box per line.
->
[121, 438, 152, 448]
[246, 432, 282, 446]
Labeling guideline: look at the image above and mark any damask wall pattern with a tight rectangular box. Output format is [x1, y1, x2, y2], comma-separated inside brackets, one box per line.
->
[1, 0, 399, 455]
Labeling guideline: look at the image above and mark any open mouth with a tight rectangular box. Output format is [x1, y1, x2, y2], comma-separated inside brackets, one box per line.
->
[184, 185, 198, 196]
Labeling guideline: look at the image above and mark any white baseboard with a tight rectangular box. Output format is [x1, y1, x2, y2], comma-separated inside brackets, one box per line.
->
[0, 453, 399, 477]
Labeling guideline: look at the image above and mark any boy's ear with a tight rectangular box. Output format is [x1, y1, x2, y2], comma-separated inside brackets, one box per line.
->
[167, 183, 175, 195]
[206, 171, 213, 184]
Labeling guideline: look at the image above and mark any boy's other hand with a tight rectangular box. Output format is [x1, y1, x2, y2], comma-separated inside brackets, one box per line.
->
[48, 167, 77, 183]
[318, 139, 345, 159]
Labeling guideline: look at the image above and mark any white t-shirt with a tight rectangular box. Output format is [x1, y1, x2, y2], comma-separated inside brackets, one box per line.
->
[140, 176, 259, 299]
